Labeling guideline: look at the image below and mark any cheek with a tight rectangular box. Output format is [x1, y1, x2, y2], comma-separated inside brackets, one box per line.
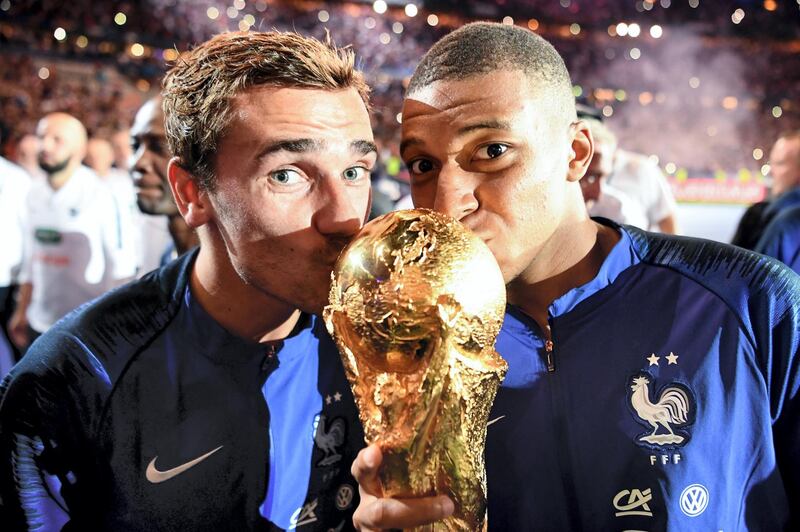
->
[354, 183, 373, 218]
[410, 181, 435, 209]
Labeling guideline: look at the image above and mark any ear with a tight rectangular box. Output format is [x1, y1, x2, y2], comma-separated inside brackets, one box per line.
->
[566, 119, 593, 183]
[167, 157, 212, 228]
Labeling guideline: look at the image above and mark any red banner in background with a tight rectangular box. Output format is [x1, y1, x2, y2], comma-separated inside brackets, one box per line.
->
[667, 177, 767, 204]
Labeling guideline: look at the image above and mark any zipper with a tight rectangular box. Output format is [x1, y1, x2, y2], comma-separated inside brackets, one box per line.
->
[544, 324, 555, 372]
[261, 343, 279, 372]
[543, 318, 581, 529]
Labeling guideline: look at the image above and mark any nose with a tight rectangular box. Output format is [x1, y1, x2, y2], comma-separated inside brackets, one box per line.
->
[39, 135, 54, 154]
[432, 164, 479, 222]
[129, 145, 148, 180]
[313, 178, 366, 237]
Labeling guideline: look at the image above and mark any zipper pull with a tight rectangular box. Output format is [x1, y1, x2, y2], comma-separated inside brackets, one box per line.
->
[545, 339, 555, 372]
[261, 344, 278, 371]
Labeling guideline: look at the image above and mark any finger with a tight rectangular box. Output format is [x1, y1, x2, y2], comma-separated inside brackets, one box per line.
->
[351, 444, 383, 496]
[356, 495, 454, 530]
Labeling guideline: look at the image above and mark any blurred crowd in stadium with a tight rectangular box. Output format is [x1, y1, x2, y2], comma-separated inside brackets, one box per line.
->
[2, 0, 799, 176]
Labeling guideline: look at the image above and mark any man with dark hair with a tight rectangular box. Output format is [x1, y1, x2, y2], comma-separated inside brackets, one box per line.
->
[129, 95, 196, 270]
[352, 22, 800, 531]
[0, 31, 375, 530]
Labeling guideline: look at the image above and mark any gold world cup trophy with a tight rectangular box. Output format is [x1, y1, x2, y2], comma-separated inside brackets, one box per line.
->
[324, 209, 507, 531]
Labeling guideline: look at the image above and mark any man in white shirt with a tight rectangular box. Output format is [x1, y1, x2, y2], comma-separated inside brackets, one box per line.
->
[582, 119, 649, 229]
[0, 151, 32, 367]
[8, 113, 137, 348]
[85, 136, 160, 275]
[585, 118, 678, 233]
[14, 134, 45, 182]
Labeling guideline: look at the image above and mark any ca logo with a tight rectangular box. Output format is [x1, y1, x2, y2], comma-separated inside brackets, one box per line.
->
[613, 488, 653, 517]
[679, 484, 709, 517]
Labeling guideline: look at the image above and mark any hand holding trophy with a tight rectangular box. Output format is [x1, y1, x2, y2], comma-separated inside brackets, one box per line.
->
[324, 209, 507, 531]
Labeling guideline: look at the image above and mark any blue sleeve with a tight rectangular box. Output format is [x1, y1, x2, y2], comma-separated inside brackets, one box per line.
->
[0, 368, 71, 530]
[746, 260, 800, 513]
[0, 331, 105, 531]
[755, 207, 800, 274]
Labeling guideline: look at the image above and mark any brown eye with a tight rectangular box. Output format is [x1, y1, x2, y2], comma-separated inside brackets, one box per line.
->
[409, 159, 434, 175]
[475, 143, 508, 160]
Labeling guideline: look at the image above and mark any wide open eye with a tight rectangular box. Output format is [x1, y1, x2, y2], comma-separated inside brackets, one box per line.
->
[342, 166, 368, 182]
[269, 168, 303, 185]
[474, 143, 509, 161]
[408, 159, 435, 175]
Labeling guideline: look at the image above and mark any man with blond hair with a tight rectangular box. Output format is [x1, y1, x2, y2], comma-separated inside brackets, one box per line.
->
[1, 32, 376, 530]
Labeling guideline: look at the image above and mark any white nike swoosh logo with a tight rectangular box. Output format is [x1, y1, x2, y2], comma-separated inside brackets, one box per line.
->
[145, 445, 223, 484]
[487, 415, 505, 427]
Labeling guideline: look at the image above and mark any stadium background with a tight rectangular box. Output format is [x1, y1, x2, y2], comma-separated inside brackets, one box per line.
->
[2, 0, 799, 241]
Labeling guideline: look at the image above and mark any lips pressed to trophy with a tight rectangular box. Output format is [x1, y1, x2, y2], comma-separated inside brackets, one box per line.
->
[324, 208, 507, 531]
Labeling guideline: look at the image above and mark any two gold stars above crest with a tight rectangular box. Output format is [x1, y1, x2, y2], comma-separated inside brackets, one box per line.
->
[646, 352, 679, 366]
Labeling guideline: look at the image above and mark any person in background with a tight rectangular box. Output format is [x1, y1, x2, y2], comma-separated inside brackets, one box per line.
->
[581, 118, 648, 229]
[111, 128, 133, 172]
[85, 136, 140, 263]
[605, 145, 677, 234]
[14, 134, 45, 181]
[129, 95, 198, 265]
[0, 132, 32, 368]
[7, 113, 136, 348]
[755, 204, 800, 273]
[734, 130, 800, 250]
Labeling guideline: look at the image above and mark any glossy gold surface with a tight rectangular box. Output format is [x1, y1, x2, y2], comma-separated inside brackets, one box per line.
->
[324, 209, 507, 531]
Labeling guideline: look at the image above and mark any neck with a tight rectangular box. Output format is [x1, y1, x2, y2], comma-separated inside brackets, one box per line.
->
[507, 218, 620, 331]
[47, 163, 77, 190]
[190, 242, 301, 343]
[168, 215, 199, 255]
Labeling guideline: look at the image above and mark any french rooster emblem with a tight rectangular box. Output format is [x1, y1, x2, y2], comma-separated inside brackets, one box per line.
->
[315, 415, 346, 466]
[629, 374, 694, 446]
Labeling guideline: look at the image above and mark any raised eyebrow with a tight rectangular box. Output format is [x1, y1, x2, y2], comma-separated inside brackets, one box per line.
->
[258, 138, 323, 159]
[351, 140, 378, 157]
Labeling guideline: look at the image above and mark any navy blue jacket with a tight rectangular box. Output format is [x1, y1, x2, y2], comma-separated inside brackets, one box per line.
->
[0, 250, 364, 531]
[487, 223, 800, 531]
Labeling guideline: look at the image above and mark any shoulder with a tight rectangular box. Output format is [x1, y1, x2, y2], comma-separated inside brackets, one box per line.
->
[766, 205, 800, 233]
[0, 157, 31, 187]
[625, 225, 800, 336]
[2, 250, 195, 397]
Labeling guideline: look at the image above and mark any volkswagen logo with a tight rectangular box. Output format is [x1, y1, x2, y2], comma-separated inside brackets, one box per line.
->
[679, 483, 709, 517]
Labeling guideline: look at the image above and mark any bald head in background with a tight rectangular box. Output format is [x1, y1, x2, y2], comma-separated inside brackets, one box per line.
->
[770, 131, 800, 197]
[36, 112, 88, 189]
[111, 128, 133, 171]
[85, 137, 116, 178]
